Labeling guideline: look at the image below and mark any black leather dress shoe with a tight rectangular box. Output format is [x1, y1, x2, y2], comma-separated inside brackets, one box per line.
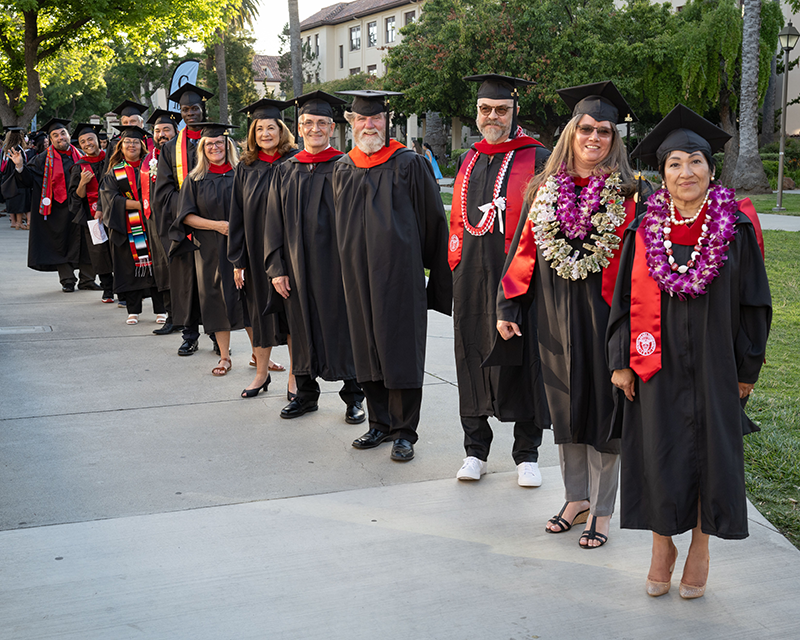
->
[153, 322, 176, 335]
[390, 439, 414, 461]
[177, 339, 199, 356]
[352, 428, 391, 449]
[78, 282, 102, 291]
[345, 401, 366, 424]
[62, 284, 75, 293]
[280, 398, 319, 419]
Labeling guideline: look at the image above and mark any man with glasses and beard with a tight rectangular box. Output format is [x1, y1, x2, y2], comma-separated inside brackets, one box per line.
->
[450, 74, 551, 487]
[332, 90, 452, 462]
[144, 109, 180, 335]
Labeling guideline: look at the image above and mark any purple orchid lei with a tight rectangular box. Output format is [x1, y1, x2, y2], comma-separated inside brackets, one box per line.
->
[555, 167, 608, 239]
[641, 185, 739, 300]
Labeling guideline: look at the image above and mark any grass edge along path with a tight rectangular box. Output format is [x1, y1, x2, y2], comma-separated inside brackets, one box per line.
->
[745, 230, 800, 549]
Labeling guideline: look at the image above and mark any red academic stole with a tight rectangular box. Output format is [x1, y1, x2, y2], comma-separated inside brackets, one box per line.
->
[628, 199, 765, 382]
[294, 147, 343, 163]
[448, 136, 544, 270]
[80, 151, 106, 216]
[258, 151, 281, 163]
[208, 162, 233, 174]
[113, 160, 152, 274]
[501, 182, 636, 304]
[175, 128, 201, 189]
[40, 145, 83, 218]
[347, 139, 407, 168]
[140, 148, 159, 219]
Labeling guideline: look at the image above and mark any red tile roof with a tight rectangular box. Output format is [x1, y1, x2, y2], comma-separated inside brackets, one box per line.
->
[301, 0, 416, 31]
[252, 54, 283, 83]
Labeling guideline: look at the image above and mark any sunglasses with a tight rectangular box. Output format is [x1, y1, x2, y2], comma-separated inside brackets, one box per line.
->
[478, 105, 511, 117]
[576, 124, 614, 138]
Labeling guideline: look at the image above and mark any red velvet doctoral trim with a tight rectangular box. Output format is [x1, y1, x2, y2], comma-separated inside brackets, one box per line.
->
[128, 160, 141, 169]
[81, 150, 106, 164]
[293, 147, 344, 163]
[258, 151, 281, 163]
[185, 128, 202, 140]
[208, 162, 233, 174]
[347, 139, 406, 168]
[473, 134, 543, 155]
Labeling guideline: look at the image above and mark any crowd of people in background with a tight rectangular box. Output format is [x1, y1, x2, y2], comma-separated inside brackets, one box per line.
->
[0, 75, 773, 600]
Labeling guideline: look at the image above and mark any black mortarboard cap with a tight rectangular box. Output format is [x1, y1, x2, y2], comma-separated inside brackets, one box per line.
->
[294, 90, 346, 118]
[147, 109, 180, 127]
[631, 104, 731, 169]
[557, 81, 635, 125]
[112, 100, 148, 118]
[169, 82, 214, 106]
[119, 125, 148, 141]
[98, 131, 108, 141]
[464, 73, 535, 139]
[238, 98, 290, 122]
[40, 117, 71, 135]
[32, 130, 47, 142]
[194, 121, 238, 138]
[337, 90, 403, 117]
[73, 123, 102, 139]
[5, 126, 24, 132]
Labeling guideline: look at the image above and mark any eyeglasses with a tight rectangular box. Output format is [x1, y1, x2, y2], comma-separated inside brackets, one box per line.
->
[300, 119, 332, 131]
[122, 140, 142, 146]
[205, 140, 226, 149]
[478, 105, 511, 117]
[576, 124, 614, 138]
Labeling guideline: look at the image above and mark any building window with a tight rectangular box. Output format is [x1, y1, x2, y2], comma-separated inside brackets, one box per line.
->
[349, 67, 361, 76]
[405, 11, 416, 26]
[367, 64, 377, 76]
[339, 45, 344, 69]
[314, 34, 319, 57]
[367, 21, 377, 47]
[350, 26, 361, 51]
[385, 17, 396, 43]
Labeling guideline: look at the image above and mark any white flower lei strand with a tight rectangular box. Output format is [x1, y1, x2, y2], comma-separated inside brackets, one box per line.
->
[528, 172, 626, 280]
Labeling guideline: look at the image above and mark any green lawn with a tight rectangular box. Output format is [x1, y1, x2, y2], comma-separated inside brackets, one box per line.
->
[744, 230, 800, 548]
[440, 192, 452, 206]
[741, 193, 800, 217]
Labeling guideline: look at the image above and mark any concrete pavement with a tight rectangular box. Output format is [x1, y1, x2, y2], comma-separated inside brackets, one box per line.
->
[1, 218, 799, 639]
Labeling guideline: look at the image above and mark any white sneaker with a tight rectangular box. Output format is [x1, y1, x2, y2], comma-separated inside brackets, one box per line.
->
[517, 461, 542, 487]
[457, 456, 487, 480]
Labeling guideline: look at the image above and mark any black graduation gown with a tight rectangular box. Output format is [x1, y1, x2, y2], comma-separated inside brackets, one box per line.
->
[98, 163, 156, 294]
[332, 145, 453, 389]
[606, 212, 771, 539]
[497, 183, 632, 454]
[1, 150, 33, 213]
[265, 152, 356, 381]
[453, 145, 550, 421]
[227, 155, 293, 348]
[141, 151, 170, 291]
[173, 169, 244, 334]
[153, 133, 199, 325]
[12, 148, 86, 271]
[68, 158, 114, 275]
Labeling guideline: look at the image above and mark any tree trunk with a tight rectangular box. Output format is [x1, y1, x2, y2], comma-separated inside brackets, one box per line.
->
[733, 0, 771, 193]
[425, 111, 446, 160]
[215, 28, 229, 123]
[288, 0, 303, 98]
[719, 85, 740, 188]
[761, 52, 777, 147]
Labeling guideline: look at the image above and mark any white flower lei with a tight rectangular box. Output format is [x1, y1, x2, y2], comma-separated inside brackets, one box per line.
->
[528, 172, 627, 280]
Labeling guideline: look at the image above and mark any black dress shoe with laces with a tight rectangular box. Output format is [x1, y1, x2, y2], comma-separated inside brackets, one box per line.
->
[352, 428, 391, 449]
[177, 339, 199, 356]
[390, 439, 414, 461]
[153, 322, 176, 335]
[280, 398, 319, 419]
[345, 401, 366, 424]
[62, 284, 75, 292]
[78, 282, 102, 291]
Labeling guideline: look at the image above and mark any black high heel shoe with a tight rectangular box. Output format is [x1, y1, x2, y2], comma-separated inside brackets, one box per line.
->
[242, 374, 271, 398]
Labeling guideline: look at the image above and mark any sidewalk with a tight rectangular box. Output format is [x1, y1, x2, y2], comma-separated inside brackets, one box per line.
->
[1, 221, 799, 639]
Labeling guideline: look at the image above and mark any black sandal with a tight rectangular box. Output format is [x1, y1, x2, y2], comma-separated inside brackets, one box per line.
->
[579, 517, 609, 549]
[546, 502, 590, 533]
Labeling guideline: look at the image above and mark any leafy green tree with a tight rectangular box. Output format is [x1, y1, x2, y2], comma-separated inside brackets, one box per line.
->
[0, 0, 232, 128]
[201, 29, 259, 130]
[277, 24, 320, 99]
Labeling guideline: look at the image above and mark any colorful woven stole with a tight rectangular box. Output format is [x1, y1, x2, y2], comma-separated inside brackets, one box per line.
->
[40, 145, 82, 218]
[114, 161, 152, 275]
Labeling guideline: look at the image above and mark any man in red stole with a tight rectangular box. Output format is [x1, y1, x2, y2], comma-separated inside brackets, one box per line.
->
[265, 90, 364, 424]
[143, 109, 179, 335]
[332, 90, 452, 462]
[451, 74, 551, 486]
[153, 83, 214, 355]
[8, 117, 96, 292]
[68, 122, 114, 302]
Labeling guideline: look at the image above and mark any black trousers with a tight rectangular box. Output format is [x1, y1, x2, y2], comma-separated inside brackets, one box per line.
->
[125, 288, 167, 315]
[295, 375, 364, 406]
[98, 272, 114, 295]
[462, 416, 543, 465]
[57, 262, 95, 287]
[360, 381, 422, 443]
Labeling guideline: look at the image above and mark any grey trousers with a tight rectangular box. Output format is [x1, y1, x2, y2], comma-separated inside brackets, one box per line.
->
[559, 443, 620, 517]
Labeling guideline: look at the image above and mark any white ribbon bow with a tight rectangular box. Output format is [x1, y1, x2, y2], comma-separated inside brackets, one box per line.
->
[477, 196, 506, 233]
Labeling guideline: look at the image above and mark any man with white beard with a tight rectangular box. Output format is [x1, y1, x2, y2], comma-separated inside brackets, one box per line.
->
[332, 90, 452, 462]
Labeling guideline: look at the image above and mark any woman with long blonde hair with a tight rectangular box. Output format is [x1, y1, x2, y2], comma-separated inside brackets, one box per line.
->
[174, 123, 244, 376]
[228, 99, 297, 398]
[497, 82, 639, 549]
